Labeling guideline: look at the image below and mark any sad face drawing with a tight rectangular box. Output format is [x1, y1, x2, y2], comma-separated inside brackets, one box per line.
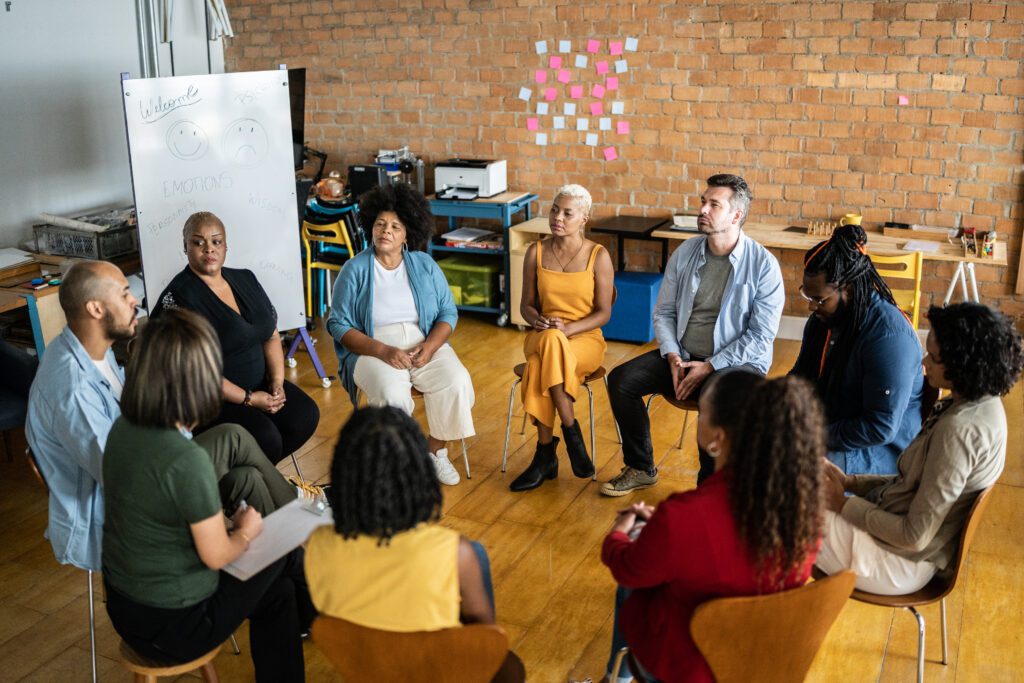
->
[222, 118, 268, 167]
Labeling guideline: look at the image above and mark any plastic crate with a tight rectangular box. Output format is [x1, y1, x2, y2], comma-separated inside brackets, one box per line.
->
[33, 223, 139, 259]
[436, 255, 501, 308]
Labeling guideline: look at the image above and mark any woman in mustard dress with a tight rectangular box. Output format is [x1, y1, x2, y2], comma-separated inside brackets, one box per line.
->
[510, 185, 615, 492]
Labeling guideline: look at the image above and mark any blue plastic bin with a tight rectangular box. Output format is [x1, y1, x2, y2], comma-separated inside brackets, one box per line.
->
[602, 271, 664, 343]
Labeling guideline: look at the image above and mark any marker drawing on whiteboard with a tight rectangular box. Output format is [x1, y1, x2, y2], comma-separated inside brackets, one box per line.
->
[249, 193, 286, 217]
[162, 173, 234, 198]
[166, 121, 210, 160]
[140, 85, 202, 124]
[235, 83, 271, 105]
[145, 199, 198, 237]
[222, 119, 269, 167]
[258, 260, 296, 283]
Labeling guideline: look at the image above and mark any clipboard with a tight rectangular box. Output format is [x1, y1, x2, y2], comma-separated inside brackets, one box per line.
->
[223, 498, 332, 581]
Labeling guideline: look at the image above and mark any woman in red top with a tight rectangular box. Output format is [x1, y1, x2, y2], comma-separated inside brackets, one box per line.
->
[597, 372, 826, 683]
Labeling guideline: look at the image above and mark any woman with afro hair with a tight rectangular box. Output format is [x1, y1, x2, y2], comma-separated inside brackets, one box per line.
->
[327, 184, 475, 486]
[816, 302, 1023, 594]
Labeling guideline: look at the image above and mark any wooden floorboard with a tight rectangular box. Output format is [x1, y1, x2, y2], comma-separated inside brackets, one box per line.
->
[1, 315, 1020, 682]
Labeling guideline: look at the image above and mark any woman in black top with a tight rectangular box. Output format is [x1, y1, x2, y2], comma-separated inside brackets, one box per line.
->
[152, 211, 320, 465]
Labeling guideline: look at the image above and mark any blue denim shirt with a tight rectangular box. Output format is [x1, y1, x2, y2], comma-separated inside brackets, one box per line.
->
[326, 248, 458, 403]
[653, 232, 785, 374]
[25, 327, 122, 572]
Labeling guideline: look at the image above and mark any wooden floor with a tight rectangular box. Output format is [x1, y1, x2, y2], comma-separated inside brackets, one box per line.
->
[0, 315, 1021, 682]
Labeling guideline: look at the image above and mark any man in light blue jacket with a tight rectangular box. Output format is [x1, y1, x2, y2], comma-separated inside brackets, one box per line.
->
[602, 174, 785, 496]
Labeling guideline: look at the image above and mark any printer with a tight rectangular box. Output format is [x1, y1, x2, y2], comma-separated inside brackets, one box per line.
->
[435, 159, 507, 200]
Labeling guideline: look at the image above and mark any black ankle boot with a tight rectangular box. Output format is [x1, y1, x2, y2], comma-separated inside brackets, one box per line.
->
[561, 420, 595, 478]
[509, 438, 559, 492]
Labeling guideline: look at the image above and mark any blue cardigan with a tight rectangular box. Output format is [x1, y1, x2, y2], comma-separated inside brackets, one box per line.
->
[326, 248, 458, 402]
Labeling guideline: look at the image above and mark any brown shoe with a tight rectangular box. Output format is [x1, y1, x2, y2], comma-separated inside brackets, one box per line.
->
[599, 466, 658, 497]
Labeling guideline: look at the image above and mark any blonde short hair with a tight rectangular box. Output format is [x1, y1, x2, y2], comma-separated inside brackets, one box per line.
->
[554, 184, 593, 216]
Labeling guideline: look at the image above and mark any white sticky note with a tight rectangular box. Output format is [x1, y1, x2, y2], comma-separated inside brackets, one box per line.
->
[553, 116, 566, 129]
[625, 36, 638, 51]
[537, 102, 549, 115]
[574, 55, 588, 68]
[576, 118, 589, 131]
[615, 59, 628, 74]
[536, 40, 548, 54]
[564, 102, 577, 116]
[518, 87, 532, 101]
[599, 117, 612, 130]
[586, 133, 598, 146]
[536, 132, 548, 146]
[611, 101, 624, 115]
[559, 40, 571, 53]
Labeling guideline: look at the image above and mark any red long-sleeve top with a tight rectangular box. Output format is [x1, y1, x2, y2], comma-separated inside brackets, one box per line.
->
[600, 469, 814, 683]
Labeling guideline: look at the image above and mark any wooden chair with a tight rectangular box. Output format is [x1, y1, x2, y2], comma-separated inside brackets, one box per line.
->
[312, 615, 525, 683]
[302, 219, 358, 318]
[610, 571, 856, 683]
[826, 487, 995, 683]
[870, 251, 924, 329]
[118, 640, 221, 683]
[501, 364, 606, 480]
[644, 394, 700, 449]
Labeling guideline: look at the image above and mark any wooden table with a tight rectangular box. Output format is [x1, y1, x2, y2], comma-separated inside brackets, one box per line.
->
[589, 215, 671, 271]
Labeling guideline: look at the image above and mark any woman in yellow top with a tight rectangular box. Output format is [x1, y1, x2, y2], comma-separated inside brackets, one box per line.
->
[305, 406, 493, 631]
[511, 185, 615, 492]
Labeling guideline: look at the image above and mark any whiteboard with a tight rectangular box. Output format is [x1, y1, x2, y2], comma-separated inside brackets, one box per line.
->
[121, 69, 304, 330]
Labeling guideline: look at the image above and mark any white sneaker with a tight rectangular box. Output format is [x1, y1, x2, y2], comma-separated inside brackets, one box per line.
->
[430, 448, 460, 486]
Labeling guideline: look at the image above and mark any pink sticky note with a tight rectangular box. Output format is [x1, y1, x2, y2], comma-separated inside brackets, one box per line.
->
[534, 70, 547, 84]
[592, 83, 606, 98]
[596, 61, 609, 75]
[610, 41, 623, 55]
[557, 69, 572, 84]
[570, 85, 584, 99]
[590, 101, 603, 116]
[606, 76, 619, 91]
[898, 94, 909, 105]
[549, 56, 562, 69]
[526, 117, 539, 131]
[616, 121, 630, 134]
[587, 39, 601, 53]
[603, 147, 618, 161]
[544, 87, 557, 101]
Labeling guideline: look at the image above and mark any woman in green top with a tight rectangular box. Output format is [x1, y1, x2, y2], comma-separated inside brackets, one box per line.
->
[102, 308, 314, 682]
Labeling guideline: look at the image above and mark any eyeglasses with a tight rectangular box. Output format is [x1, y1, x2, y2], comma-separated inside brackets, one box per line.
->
[798, 285, 839, 306]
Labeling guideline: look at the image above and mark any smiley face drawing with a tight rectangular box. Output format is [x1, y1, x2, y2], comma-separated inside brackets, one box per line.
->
[222, 118, 269, 167]
[165, 120, 209, 160]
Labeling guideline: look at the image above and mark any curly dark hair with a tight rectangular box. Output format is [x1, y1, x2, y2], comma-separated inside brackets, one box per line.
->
[927, 303, 1024, 401]
[702, 368, 766, 442]
[358, 183, 435, 251]
[329, 406, 442, 544]
[728, 376, 826, 589]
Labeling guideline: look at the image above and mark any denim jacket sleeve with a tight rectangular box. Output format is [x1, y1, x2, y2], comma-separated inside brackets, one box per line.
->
[654, 245, 686, 358]
[707, 252, 784, 373]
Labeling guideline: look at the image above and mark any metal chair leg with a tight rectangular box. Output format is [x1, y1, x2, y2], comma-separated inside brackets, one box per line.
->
[87, 570, 97, 683]
[230, 633, 241, 655]
[674, 411, 691, 450]
[609, 646, 629, 681]
[460, 439, 471, 479]
[585, 383, 596, 480]
[908, 606, 926, 683]
[501, 378, 521, 473]
[940, 598, 948, 665]
[604, 375, 622, 444]
[290, 452, 304, 484]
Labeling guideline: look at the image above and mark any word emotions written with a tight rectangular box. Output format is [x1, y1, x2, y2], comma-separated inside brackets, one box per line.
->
[136, 85, 201, 124]
[163, 173, 234, 198]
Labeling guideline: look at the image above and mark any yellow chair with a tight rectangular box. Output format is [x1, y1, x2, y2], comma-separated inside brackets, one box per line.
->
[302, 220, 357, 318]
[870, 251, 923, 329]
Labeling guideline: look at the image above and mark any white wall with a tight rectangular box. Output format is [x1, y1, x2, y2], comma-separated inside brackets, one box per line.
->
[0, 0, 224, 247]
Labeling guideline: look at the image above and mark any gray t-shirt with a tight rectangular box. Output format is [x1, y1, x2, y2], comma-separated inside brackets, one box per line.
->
[680, 250, 732, 358]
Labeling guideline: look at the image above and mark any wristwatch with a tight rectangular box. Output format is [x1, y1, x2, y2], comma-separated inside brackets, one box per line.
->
[243, 389, 253, 407]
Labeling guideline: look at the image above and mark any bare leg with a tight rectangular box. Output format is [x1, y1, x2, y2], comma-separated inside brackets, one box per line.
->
[549, 384, 576, 427]
[427, 435, 446, 453]
[537, 421, 554, 445]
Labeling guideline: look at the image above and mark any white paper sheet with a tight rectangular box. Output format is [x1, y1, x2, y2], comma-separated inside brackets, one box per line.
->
[223, 499, 332, 581]
[902, 240, 940, 254]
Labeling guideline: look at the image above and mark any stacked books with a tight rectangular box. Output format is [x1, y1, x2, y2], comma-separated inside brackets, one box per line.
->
[441, 227, 503, 250]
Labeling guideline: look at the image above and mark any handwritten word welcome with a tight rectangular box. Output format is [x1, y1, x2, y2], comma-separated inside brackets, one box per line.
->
[140, 85, 201, 124]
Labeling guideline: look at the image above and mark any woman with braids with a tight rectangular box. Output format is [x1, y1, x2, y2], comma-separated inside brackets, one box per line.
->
[790, 224, 923, 475]
[816, 303, 1022, 594]
[305, 406, 495, 630]
[591, 372, 825, 683]
[327, 184, 475, 486]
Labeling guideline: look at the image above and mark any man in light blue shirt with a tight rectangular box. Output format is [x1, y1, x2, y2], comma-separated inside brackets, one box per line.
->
[26, 261, 296, 572]
[602, 174, 785, 496]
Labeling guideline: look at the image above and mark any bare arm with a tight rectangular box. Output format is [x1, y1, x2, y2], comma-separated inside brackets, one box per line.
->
[458, 537, 495, 625]
[520, 242, 547, 330]
[263, 330, 286, 392]
[190, 506, 263, 570]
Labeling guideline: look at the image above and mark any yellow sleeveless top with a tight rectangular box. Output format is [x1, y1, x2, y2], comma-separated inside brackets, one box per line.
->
[536, 240, 605, 323]
[305, 523, 460, 632]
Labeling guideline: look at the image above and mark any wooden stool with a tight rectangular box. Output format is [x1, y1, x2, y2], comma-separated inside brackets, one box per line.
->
[119, 640, 221, 683]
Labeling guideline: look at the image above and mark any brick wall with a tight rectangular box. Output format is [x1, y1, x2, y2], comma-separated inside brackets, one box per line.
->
[223, 0, 1024, 319]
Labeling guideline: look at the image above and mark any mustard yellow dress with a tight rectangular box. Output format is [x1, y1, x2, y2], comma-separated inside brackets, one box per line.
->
[522, 241, 608, 428]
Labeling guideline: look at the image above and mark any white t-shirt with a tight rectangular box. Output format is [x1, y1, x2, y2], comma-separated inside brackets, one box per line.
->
[372, 258, 420, 329]
[93, 358, 123, 401]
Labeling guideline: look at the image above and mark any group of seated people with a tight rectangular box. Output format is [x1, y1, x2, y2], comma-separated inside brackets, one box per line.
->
[22, 172, 1022, 682]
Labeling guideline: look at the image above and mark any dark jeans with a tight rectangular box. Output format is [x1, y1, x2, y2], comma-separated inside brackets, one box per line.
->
[606, 586, 661, 683]
[105, 548, 316, 683]
[206, 380, 320, 466]
[608, 350, 761, 483]
[469, 540, 496, 613]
